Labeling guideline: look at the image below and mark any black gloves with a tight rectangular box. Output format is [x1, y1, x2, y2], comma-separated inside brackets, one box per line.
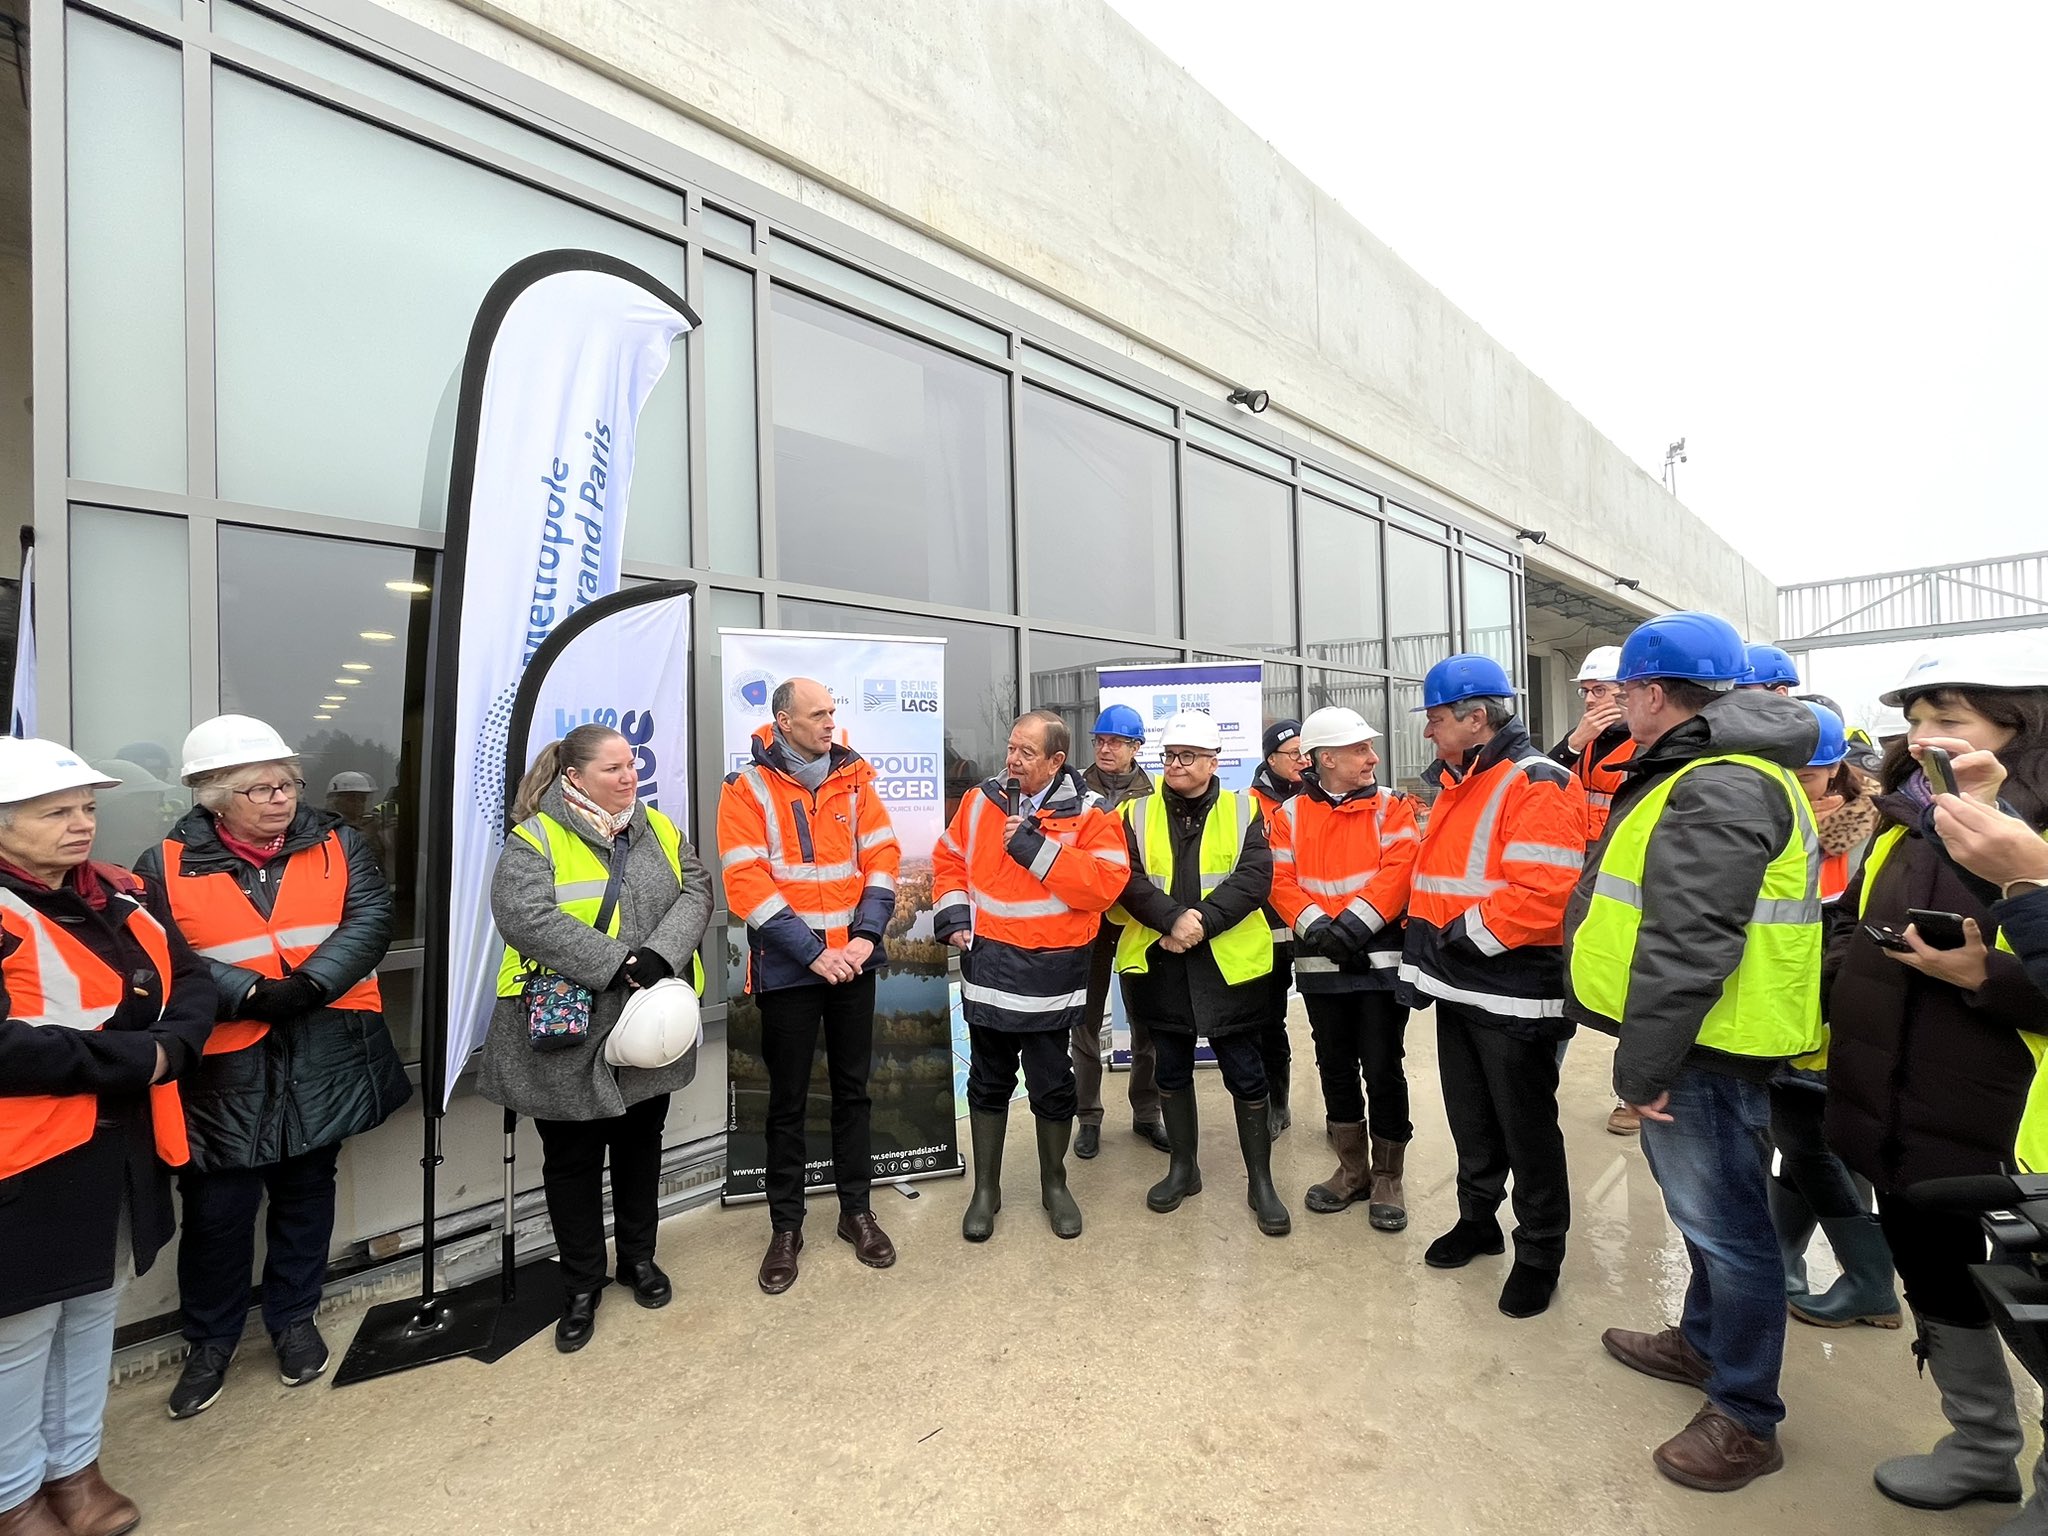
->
[618, 950, 674, 990]
[1301, 919, 1361, 964]
[238, 974, 325, 1023]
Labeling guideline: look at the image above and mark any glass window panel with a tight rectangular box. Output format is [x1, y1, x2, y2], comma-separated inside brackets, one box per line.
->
[1389, 680, 1432, 802]
[702, 588, 761, 926]
[1026, 631, 1179, 757]
[1301, 464, 1381, 514]
[213, 72, 688, 536]
[1193, 655, 1300, 729]
[214, 4, 685, 221]
[1464, 557, 1518, 679]
[1301, 494, 1384, 670]
[697, 204, 754, 252]
[772, 239, 1005, 357]
[704, 260, 760, 575]
[128, 0, 181, 16]
[1183, 451, 1293, 654]
[1305, 671, 1387, 739]
[1388, 503, 1450, 538]
[1184, 414, 1291, 476]
[1387, 529, 1451, 677]
[66, 15, 185, 492]
[375, 962, 422, 1066]
[770, 289, 1010, 610]
[1019, 344, 1174, 427]
[779, 600, 1015, 821]
[70, 508, 191, 864]
[1020, 386, 1175, 633]
[217, 526, 436, 943]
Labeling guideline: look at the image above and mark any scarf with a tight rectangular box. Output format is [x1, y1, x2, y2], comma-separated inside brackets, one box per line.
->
[1815, 792, 1881, 857]
[770, 729, 835, 794]
[0, 857, 123, 909]
[562, 778, 634, 841]
[215, 822, 287, 868]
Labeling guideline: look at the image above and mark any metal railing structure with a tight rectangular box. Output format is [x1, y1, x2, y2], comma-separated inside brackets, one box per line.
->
[1781, 551, 2048, 650]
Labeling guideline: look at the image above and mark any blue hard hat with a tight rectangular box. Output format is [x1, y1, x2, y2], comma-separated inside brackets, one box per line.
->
[1091, 704, 1146, 740]
[1418, 654, 1517, 711]
[1803, 701, 1848, 768]
[1617, 611, 1748, 685]
[1742, 643, 1801, 689]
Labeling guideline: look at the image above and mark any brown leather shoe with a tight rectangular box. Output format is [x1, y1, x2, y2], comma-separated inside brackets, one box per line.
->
[1607, 1100, 1642, 1135]
[1652, 1405, 1784, 1492]
[0, 1493, 70, 1536]
[757, 1229, 803, 1295]
[836, 1210, 897, 1269]
[1601, 1325, 1713, 1388]
[40, 1463, 138, 1536]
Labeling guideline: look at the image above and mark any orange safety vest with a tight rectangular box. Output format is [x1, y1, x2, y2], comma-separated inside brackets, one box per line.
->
[162, 834, 381, 1055]
[0, 889, 189, 1181]
[1577, 735, 1637, 846]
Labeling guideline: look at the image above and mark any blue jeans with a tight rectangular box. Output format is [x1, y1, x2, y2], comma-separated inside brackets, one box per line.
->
[178, 1141, 341, 1347]
[1638, 1067, 1786, 1437]
[0, 1284, 124, 1512]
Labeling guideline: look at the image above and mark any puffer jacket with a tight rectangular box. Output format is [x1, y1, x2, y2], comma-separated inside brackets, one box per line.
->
[135, 805, 410, 1171]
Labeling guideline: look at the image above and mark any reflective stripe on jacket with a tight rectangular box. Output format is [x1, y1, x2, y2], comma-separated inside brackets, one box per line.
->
[1571, 753, 1824, 1061]
[1114, 788, 1271, 983]
[1577, 734, 1636, 847]
[1266, 781, 1418, 993]
[162, 832, 381, 1054]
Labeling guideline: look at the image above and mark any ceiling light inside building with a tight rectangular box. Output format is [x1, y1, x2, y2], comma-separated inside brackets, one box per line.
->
[341, 662, 372, 672]
[359, 631, 396, 642]
[385, 580, 430, 595]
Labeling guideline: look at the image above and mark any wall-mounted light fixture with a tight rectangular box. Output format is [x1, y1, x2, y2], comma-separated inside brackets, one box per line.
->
[1615, 577, 1643, 591]
[1226, 387, 1270, 414]
[1515, 529, 1548, 545]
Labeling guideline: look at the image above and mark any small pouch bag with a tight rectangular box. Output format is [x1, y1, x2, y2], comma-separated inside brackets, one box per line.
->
[524, 836, 628, 1052]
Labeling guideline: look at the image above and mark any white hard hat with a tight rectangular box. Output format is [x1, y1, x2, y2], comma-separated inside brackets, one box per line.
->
[327, 771, 377, 795]
[1575, 646, 1624, 684]
[1879, 640, 2048, 708]
[1159, 711, 1222, 752]
[604, 977, 702, 1070]
[0, 737, 121, 805]
[180, 715, 295, 785]
[1298, 706, 1380, 753]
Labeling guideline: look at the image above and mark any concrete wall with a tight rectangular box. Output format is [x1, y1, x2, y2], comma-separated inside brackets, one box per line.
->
[372, 0, 1774, 626]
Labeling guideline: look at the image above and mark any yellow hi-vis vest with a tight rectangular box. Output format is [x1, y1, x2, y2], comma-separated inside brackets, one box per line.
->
[495, 809, 706, 997]
[1113, 788, 1273, 983]
[1570, 753, 1824, 1059]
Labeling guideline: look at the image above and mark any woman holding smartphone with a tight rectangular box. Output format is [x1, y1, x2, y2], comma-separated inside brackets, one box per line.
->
[1824, 647, 2048, 1514]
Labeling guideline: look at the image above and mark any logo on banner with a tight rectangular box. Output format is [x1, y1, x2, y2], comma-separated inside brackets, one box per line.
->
[862, 679, 897, 712]
[553, 705, 668, 805]
[729, 669, 775, 714]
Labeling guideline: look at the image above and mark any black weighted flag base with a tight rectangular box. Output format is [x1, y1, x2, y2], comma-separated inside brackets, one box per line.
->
[332, 1281, 503, 1388]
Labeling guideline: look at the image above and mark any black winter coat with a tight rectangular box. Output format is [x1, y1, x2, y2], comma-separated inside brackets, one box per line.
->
[134, 805, 410, 1171]
[0, 867, 216, 1317]
[1115, 781, 1273, 1037]
[1824, 791, 2046, 1193]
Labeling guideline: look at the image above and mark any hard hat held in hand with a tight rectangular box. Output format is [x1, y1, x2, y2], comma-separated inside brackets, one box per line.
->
[0, 738, 121, 806]
[1299, 706, 1379, 753]
[1159, 711, 1222, 753]
[180, 715, 295, 784]
[1575, 646, 1623, 684]
[1880, 638, 2048, 708]
[604, 977, 702, 1070]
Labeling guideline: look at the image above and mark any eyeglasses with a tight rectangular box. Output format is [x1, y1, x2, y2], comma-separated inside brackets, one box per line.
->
[233, 779, 305, 805]
[1160, 750, 1216, 767]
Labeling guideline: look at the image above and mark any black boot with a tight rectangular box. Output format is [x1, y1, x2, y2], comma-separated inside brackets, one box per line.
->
[555, 1290, 600, 1353]
[1035, 1117, 1083, 1238]
[962, 1109, 1007, 1242]
[1234, 1096, 1291, 1236]
[1267, 1069, 1291, 1141]
[1146, 1089, 1204, 1213]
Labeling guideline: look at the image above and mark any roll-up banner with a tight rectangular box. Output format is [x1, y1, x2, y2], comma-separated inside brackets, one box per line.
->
[718, 629, 962, 1201]
[1095, 660, 1267, 1069]
[8, 529, 32, 739]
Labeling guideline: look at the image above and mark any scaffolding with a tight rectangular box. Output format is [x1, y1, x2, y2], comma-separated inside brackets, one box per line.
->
[1780, 551, 2048, 650]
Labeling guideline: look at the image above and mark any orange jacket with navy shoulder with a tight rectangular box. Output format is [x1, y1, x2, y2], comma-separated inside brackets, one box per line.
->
[931, 766, 1130, 1032]
[0, 863, 215, 1316]
[1399, 719, 1589, 1036]
[1267, 778, 1420, 994]
[718, 724, 900, 995]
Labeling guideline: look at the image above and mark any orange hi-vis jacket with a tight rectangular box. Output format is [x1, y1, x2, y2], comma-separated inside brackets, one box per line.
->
[1267, 781, 1420, 994]
[0, 883, 190, 1183]
[1576, 733, 1637, 847]
[161, 834, 381, 1056]
[932, 766, 1129, 1032]
[717, 724, 901, 995]
[1399, 721, 1589, 1033]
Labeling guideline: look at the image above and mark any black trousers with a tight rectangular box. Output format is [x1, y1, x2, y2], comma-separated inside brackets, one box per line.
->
[534, 1093, 671, 1294]
[178, 1141, 342, 1347]
[1769, 1079, 1867, 1220]
[1435, 1002, 1570, 1270]
[1256, 949, 1293, 1100]
[1877, 1190, 1995, 1328]
[759, 973, 876, 1232]
[1303, 991, 1412, 1140]
[967, 1024, 1077, 1121]
[1153, 1028, 1266, 1099]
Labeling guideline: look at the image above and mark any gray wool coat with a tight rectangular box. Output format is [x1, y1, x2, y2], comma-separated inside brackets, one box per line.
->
[476, 782, 712, 1123]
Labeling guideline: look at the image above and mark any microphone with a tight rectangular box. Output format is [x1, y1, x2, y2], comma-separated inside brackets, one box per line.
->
[1005, 776, 1023, 817]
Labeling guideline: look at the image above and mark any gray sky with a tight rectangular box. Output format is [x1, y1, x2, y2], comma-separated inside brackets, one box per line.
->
[1103, 0, 2046, 594]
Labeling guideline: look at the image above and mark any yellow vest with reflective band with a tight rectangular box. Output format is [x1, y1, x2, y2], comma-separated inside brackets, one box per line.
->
[1114, 788, 1273, 983]
[1571, 753, 1824, 1059]
[1792, 824, 1911, 1070]
[1997, 827, 2048, 1173]
[495, 810, 705, 997]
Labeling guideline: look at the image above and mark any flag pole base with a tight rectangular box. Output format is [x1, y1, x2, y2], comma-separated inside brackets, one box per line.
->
[473, 1258, 566, 1365]
[331, 1278, 506, 1387]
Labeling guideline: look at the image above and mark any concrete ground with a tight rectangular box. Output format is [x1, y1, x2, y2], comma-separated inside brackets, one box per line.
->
[103, 1006, 2040, 1535]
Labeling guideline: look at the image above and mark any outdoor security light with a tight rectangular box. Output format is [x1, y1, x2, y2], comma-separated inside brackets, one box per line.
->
[1227, 388, 1271, 414]
[1516, 529, 1548, 544]
[1615, 576, 1643, 590]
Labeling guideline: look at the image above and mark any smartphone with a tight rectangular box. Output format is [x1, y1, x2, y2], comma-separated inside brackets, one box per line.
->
[1863, 923, 1913, 953]
[1906, 908, 1969, 951]
[1921, 745, 1958, 798]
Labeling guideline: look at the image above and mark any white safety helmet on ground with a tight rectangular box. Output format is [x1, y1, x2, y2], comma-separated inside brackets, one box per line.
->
[1575, 646, 1624, 684]
[327, 771, 377, 795]
[1879, 640, 2048, 708]
[180, 715, 296, 785]
[1159, 711, 1223, 752]
[0, 737, 122, 805]
[604, 977, 702, 1070]
[1297, 706, 1380, 754]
